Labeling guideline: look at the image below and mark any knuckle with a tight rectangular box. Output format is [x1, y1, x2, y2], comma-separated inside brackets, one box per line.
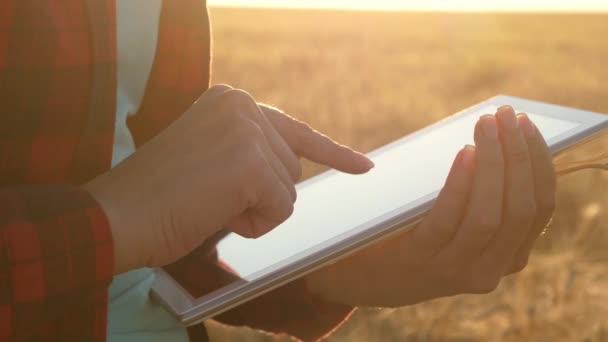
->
[198, 84, 233, 106]
[204, 85, 234, 108]
[209, 84, 233, 93]
[221, 88, 257, 108]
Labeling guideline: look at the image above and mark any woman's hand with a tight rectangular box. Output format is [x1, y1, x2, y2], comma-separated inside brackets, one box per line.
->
[86, 85, 373, 274]
[306, 105, 557, 307]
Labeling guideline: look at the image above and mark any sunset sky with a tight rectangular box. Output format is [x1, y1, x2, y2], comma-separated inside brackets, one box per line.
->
[208, 0, 608, 12]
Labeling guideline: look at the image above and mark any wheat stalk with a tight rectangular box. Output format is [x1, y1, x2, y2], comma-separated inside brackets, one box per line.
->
[555, 153, 608, 177]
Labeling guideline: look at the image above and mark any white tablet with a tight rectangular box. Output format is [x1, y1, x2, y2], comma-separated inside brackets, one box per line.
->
[152, 95, 608, 326]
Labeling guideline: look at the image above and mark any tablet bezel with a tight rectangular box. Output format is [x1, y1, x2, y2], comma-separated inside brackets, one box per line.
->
[151, 95, 608, 326]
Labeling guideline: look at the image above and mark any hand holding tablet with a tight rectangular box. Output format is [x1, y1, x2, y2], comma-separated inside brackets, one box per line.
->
[305, 107, 557, 307]
[152, 95, 608, 325]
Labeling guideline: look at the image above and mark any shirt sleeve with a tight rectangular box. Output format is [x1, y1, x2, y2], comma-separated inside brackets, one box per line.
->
[0, 184, 114, 341]
[164, 233, 354, 342]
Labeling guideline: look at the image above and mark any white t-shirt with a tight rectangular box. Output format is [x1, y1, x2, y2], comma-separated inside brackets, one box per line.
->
[112, 0, 158, 166]
[108, 2, 189, 341]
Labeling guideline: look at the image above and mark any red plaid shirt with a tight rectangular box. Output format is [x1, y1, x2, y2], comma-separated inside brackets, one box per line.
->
[0, 1, 352, 341]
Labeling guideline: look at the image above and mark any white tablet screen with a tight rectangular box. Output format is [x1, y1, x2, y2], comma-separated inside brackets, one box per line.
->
[217, 107, 579, 280]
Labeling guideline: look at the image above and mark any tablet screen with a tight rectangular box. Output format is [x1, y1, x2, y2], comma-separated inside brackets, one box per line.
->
[217, 107, 580, 280]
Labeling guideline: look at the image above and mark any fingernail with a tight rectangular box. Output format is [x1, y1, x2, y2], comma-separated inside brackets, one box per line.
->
[480, 115, 498, 140]
[462, 145, 475, 170]
[498, 105, 514, 112]
[497, 105, 518, 130]
[518, 114, 537, 139]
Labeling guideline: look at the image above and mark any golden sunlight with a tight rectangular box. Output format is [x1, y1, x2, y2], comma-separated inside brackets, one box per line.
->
[209, 0, 608, 12]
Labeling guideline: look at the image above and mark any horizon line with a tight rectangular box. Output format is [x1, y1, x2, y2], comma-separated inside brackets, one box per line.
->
[209, 4, 608, 14]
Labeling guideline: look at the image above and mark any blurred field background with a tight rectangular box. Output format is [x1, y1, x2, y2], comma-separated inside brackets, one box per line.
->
[206, 7, 608, 341]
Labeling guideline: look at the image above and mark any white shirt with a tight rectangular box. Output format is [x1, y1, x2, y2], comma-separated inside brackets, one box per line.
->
[108, 2, 189, 341]
[112, 0, 160, 166]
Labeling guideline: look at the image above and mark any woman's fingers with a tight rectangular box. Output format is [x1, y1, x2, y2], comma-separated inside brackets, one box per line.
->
[225, 91, 297, 203]
[262, 105, 374, 174]
[508, 114, 557, 273]
[256, 132, 298, 202]
[229, 90, 302, 182]
[201, 84, 233, 100]
[476, 106, 536, 273]
[412, 146, 475, 256]
[435, 115, 504, 273]
[253, 108, 303, 182]
[225, 144, 295, 238]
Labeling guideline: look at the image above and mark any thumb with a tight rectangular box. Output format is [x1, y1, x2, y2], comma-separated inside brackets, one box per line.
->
[411, 146, 475, 255]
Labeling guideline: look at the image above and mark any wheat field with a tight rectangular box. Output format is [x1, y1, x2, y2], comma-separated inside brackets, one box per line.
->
[206, 8, 608, 341]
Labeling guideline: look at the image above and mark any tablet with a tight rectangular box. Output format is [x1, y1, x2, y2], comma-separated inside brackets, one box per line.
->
[152, 95, 608, 326]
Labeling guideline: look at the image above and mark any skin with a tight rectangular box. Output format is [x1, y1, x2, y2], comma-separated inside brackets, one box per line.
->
[305, 106, 557, 307]
[85, 85, 373, 274]
[87, 85, 556, 307]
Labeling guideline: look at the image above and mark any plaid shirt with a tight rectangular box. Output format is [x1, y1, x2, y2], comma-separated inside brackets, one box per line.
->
[0, 0, 352, 341]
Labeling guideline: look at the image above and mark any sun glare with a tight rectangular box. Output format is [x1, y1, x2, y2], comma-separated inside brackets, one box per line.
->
[208, 0, 608, 12]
